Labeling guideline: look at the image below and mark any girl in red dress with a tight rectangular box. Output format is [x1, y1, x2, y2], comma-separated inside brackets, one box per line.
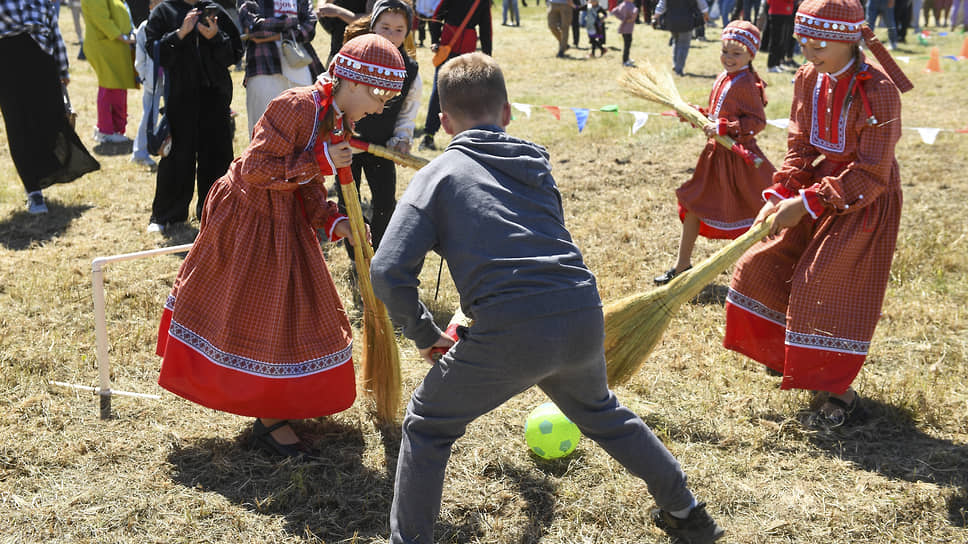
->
[655, 21, 776, 285]
[155, 34, 407, 457]
[723, 0, 913, 427]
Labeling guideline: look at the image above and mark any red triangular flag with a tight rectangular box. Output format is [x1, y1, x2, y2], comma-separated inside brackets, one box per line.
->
[541, 105, 561, 120]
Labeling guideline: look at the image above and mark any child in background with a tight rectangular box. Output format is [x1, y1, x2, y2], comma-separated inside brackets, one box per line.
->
[724, 0, 912, 428]
[155, 34, 406, 459]
[82, 0, 139, 144]
[655, 21, 775, 285]
[339, 0, 422, 257]
[131, 0, 164, 169]
[371, 52, 725, 544]
[585, 0, 608, 57]
[610, 0, 638, 66]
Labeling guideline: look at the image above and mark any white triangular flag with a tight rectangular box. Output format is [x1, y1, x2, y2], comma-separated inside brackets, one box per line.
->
[511, 102, 532, 118]
[916, 127, 941, 145]
[767, 118, 790, 129]
[630, 111, 649, 134]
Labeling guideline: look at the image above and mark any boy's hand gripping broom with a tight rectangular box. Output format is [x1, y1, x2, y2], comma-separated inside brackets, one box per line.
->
[604, 217, 774, 386]
[619, 61, 765, 168]
[332, 127, 402, 422]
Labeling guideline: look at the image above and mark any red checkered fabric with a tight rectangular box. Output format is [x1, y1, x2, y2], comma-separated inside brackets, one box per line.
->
[156, 82, 357, 419]
[794, 0, 865, 42]
[676, 70, 776, 239]
[329, 33, 407, 91]
[722, 21, 762, 56]
[723, 55, 903, 394]
[794, 0, 913, 92]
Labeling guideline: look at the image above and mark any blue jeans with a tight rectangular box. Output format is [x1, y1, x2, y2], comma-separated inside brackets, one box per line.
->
[866, 0, 898, 47]
[503, 0, 520, 24]
[133, 86, 160, 160]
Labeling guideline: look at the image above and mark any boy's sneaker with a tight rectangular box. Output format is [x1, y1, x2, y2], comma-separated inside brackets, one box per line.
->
[768, 65, 784, 73]
[652, 502, 724, 543]
[93, 128, 110, 143]
[146, 222, 166, 234]
[623, 59, 636, 67]
[26, 192, 48, 215]
[418, 133, 437, 151]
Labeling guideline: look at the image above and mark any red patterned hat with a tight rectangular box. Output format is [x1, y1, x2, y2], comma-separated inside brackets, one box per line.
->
[329, 34, 406, 93]
[722, 21, 761, 56]
[794, 0, 913, 92]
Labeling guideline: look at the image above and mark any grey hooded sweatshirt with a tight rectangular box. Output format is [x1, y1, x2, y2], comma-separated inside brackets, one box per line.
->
[370, 126, 602, 349]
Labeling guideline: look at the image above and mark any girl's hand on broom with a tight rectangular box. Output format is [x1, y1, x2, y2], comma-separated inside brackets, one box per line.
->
[333, 220, 372, 246]
[328, 140, 353, 168]
[421, 334, 457, 365]
[756, 197, 808, 238]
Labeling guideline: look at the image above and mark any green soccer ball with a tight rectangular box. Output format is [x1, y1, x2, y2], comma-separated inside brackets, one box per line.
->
[524, 402, 581, 460]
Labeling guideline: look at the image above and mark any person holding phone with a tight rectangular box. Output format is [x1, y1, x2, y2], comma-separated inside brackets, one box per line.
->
[144, 0, 243, 233]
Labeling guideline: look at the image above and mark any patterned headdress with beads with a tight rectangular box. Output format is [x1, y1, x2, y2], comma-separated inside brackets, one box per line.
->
[721, 21, 761, 57]
[328, 34, 407, 93]
[794, 0, 913, 92]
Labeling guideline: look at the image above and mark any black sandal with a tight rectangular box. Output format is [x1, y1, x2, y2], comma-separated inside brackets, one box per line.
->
[251, 419, 307, 459]
[654, 265, 692, 285]
[805, 393, 867, 429]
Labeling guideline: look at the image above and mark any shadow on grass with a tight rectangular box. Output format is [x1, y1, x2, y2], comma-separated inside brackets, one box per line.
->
[0, 202, 92, 250]
[690, 283, 729, 306]
[168, 418, 395, 541]
[807, 398, 968, 528]
[438, 460, 560, 544]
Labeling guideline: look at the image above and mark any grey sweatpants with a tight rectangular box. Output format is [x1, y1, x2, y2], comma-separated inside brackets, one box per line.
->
[389, 307, 696, 544]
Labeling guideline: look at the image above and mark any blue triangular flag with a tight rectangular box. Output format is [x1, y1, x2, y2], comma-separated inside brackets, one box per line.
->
[571, 107, 590, 133]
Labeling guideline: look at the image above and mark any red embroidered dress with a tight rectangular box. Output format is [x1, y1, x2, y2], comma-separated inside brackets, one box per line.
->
[676, 68, 776, 239]
[156, 80, 357, 418]
[723, 55, 903, 394]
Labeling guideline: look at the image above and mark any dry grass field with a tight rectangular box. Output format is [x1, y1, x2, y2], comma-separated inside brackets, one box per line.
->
[1, 5, 967, 543]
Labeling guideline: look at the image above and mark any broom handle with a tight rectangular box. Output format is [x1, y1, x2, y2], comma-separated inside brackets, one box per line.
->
[664, 214, 776, 295]
[348, 138, 429, 170]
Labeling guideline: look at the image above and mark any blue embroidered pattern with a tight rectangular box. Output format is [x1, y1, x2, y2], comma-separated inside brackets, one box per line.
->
[786, 331, 870, 355]
[165, 294, 352, 378]
[726, 288, 786, 326]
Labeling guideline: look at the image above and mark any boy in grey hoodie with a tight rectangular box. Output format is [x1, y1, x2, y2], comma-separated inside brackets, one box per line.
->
[370, 52, 724, 544]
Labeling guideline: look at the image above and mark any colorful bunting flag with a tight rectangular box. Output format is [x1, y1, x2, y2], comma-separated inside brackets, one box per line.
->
[571, 108, 590, 132]
[541, 105, 561, 120]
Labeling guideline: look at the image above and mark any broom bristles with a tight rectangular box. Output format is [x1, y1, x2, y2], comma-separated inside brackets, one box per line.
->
[339, 172, 402, 423]
[620, 64, 764, 168]
[604, 218, 774, 386]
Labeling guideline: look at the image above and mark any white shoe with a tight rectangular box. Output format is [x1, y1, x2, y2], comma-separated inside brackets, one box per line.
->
[146, 222, 165, 233]
[623, 59, 636, 67]
[130, 155, 157, 168]
[26, 192, 48, 214]
[93, 129, 111, 143]
[768, 66, 784, 73]
[105, 133, 132, 144]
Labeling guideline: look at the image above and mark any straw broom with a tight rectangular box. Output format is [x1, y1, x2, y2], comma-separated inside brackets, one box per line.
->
[619, 60, 765, 168]
[348, 138, 429, 170]
[604, 216, 774, 386]
[333, 129, 402, 422]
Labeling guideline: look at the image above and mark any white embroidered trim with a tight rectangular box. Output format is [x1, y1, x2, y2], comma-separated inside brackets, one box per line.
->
[702, 216, 754, 231]
[800, 190, 820, 219]
[809, 75, 849, 154]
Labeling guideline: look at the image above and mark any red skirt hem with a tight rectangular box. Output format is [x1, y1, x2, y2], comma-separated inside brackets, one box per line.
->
[725, 302, 864, 394]
[678, 202, 749, 240]
[156, 308, 356, 419]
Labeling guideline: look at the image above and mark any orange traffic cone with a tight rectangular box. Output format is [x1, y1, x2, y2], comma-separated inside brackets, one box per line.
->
[925, 46, 942, 72]
[959, 36, 968, 60]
